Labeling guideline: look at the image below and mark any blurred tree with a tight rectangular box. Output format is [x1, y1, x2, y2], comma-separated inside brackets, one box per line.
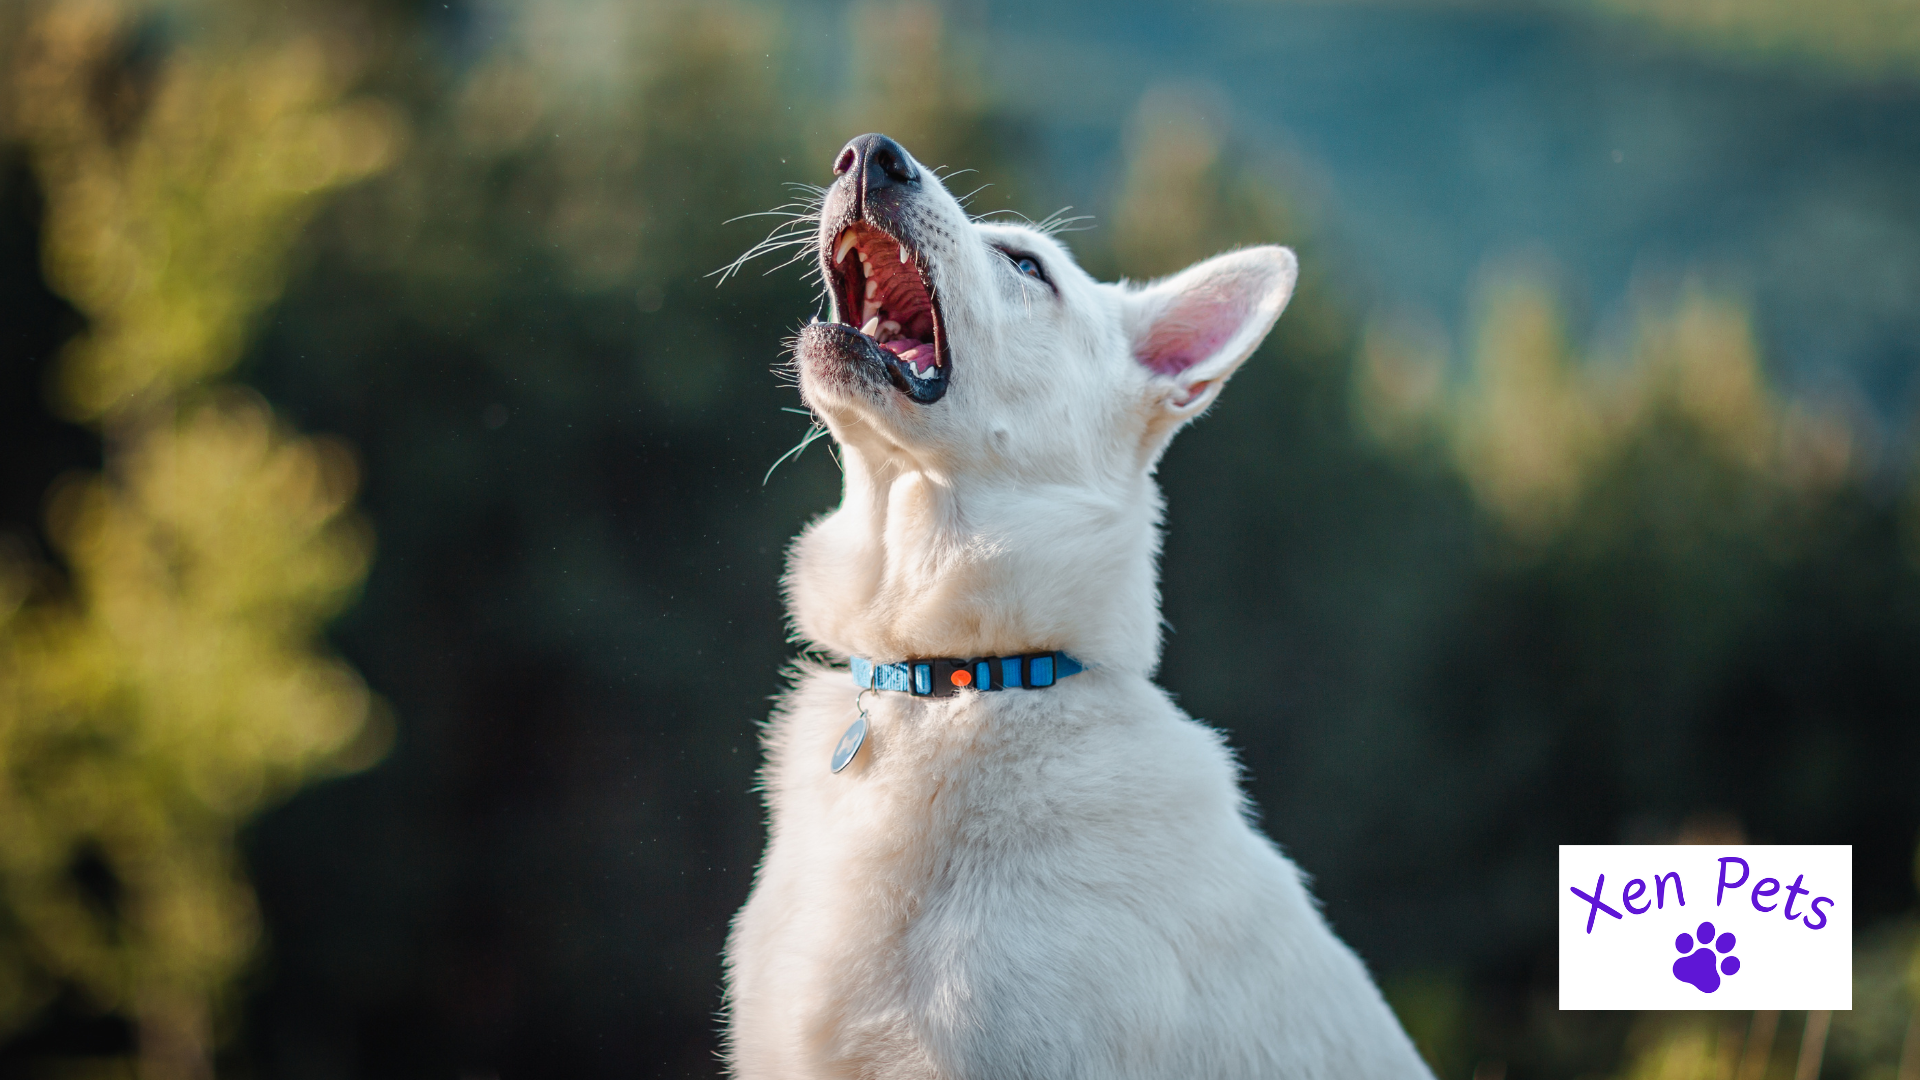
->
[1243, 0, 1920, 80]
[1344, 255, 1920, 1079]
[1108, 82, 1300, 280]
[12, 0, 397, 422]
[0, 0, 394, 1075]
[1448, 266, 1598, 540]
[1575, 0, 1920, 80]
[840, 0, 1033, 219]
[1604, 1014, 1743, 1080]
[1358, 261, 1855, 545]
[230, 1, 839, 1072]
[331, 0, 802, 409]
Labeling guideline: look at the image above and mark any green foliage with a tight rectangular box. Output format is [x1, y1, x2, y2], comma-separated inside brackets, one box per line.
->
[12, 0, 399, 421]
[1107, 82, 1302, 280]
[0, 1, 392, 1074]
[1574, 0, 1920, 80]
[1384, 970, 1475, 1080]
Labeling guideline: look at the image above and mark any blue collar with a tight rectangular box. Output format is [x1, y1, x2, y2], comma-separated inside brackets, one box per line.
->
[851, 651, 1085, 697]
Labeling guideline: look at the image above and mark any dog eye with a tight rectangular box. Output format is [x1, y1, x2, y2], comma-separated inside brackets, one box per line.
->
[997, 248, 1048, 284]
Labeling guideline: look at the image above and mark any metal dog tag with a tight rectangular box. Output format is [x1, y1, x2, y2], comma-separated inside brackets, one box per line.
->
[829, 715, 867, 773]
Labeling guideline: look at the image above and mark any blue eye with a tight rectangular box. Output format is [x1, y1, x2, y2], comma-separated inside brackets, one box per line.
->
[997, 249, 1050, 286]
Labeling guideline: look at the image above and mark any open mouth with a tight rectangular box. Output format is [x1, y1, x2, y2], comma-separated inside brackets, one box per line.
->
[823, 223, 948, 404]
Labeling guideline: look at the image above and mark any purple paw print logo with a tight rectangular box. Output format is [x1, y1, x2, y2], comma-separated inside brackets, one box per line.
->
[1672, 921, 1741, 993]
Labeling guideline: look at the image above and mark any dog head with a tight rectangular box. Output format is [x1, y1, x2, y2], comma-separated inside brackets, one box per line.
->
[787, 133, 1297, 672]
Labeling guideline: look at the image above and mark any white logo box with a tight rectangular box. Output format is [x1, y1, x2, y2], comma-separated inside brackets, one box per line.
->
[1559, 845, 1851, 1010]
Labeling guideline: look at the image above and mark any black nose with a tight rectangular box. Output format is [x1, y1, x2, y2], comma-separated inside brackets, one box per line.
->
[833, 133, 919, 193]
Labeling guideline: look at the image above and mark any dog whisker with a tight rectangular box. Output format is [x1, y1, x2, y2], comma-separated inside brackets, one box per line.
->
[954, 182, 993, 209]
[712, 233, 817, 285]
[723, 209, 820, 224]
[970, 208, 1034, 226]
[1034, 207, 1096, 236]
[714, 188, 830, 286]
[763, 413, 832, 485]
[757, 247, 820, 277]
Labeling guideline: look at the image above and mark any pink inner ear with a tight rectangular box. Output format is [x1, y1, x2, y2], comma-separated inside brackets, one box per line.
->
[1134, 287, 1249, 376]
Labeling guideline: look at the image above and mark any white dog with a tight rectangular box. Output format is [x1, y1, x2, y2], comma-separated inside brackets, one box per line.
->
[725, 134, 1434, 1080]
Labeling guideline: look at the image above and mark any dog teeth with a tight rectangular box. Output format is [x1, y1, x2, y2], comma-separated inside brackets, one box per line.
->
[862, 299, 880, 323]
[880, 320, 900, 341]
[864, 279, 878, 299]
[860, 316, 880, 336]
[899, 244, 909, 264]
[834, 230, 857, 265]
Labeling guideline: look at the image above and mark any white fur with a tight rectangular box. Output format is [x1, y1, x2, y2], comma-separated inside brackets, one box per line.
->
[725, 142, 1434, 1080]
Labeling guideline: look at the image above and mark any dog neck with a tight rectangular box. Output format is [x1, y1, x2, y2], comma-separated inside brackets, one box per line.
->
[785, 442, 1166, 676]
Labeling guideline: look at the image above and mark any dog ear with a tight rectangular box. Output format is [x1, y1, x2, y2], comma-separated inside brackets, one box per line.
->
[1125, 245, 1297, 432]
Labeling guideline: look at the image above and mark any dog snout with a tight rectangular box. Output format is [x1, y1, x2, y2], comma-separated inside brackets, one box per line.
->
[834, 133, 919, 201]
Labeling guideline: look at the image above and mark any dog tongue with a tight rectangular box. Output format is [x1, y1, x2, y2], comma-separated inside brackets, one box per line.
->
[880, 337, 934, 365]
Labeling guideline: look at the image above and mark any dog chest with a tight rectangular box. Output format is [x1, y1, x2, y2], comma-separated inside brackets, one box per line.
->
[731, 668, 1297, 1075]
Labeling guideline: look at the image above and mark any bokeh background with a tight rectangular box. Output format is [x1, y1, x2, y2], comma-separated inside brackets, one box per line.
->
[1, 0, 1917, 1077]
